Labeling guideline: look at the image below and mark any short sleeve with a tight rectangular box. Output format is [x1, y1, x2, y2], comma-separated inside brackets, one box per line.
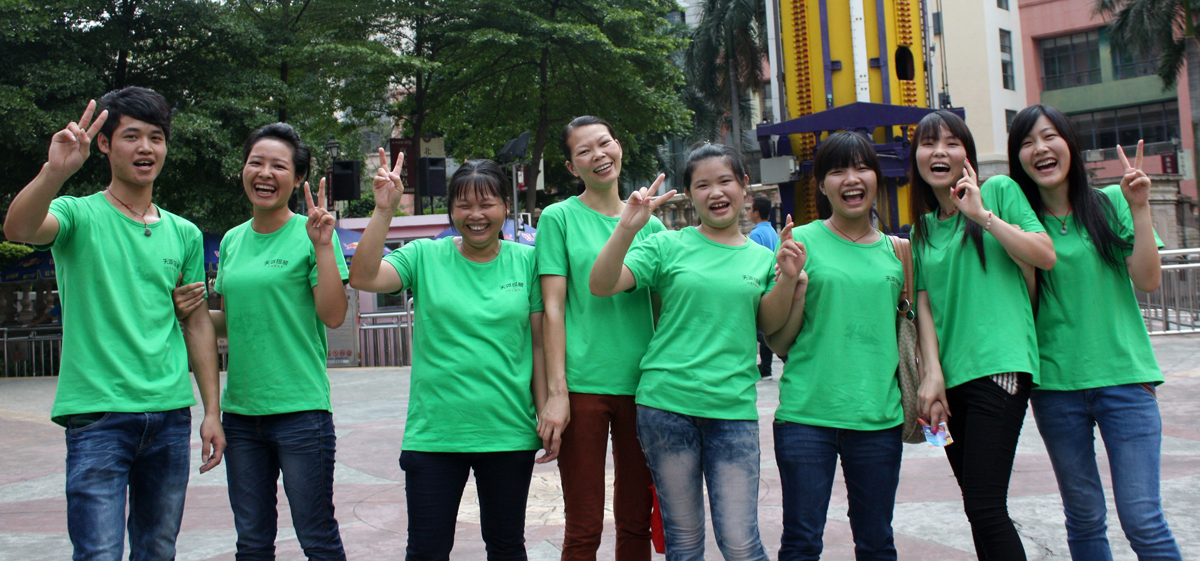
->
[535, 206, 568, 276]
[1102, 185, 1165, 253]
[647, 216, 668, 234]
[913, 242, 926, 291]
[309, 229, 351, 287]
[761, 248, 778, 295]
[36, 197, 80, 250]
[214, 234, 229, 295]
[181, 223, 207, 297]
[623, 234, 663, 291]
[527, 251, 544, 313]
[984, 175, 1045, 234]
[383, 239, 423, 295]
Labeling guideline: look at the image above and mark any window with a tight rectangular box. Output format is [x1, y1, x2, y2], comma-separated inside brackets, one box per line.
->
[1000, 30, 1015, 90]
[1006, 110, 1017, 132]
[1040, 31, 1101, 90]
[998, 0, 1009, 9]
[1113, 41, 1159, 80]
[1067, 101, 1180, 151]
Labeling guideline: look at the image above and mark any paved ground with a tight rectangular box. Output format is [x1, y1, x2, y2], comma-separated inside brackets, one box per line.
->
[1, 335, 1198, 560]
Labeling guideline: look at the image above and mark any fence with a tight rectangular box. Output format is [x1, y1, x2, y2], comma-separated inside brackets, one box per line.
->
[358, 294, 414, 367]
[1138, 248, 1200, 335]
[2, 326, 63, 377]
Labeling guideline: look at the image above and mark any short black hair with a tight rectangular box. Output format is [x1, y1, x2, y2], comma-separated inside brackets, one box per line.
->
[242, 123, 312, 179]
[560, 115, 617, 159]
[812, 132, 882, 218]
[97, 87, 172, 142]
[682, 143, 748, 193]
[751, 196, 772, 220]
[448, 159, 511, 212]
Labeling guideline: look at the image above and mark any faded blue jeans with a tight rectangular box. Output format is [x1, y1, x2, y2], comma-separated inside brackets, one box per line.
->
[223, 410, 346, 561]
[65, 408, 192, 561]
[1031, 384, 1182, 561]
[636, 405, 769, 561]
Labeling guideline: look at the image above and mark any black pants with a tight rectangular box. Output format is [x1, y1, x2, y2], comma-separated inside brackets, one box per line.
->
[757, 331, 787, 376]
[399, 449, 536, 561]
[944, 374, 1032, 561]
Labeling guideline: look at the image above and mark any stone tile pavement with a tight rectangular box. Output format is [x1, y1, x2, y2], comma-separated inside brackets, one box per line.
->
[1, 335, 1198, 560]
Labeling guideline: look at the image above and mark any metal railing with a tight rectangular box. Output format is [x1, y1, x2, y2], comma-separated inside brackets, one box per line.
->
[1137, 248, 1200, 335]
[359, 295, 414, 367]
[2, 326, 63, 377]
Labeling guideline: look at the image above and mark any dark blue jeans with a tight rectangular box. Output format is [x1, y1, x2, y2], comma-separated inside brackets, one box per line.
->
[65, 408, 192, 561]
[223, 410, 345, 561]
[773, 422, 902, 561]
[399, 449, 536, 561]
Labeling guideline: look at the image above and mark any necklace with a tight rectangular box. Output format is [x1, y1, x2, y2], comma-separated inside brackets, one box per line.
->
[827, 219, 873, 243]
[106, 189, 154, 237]
[939, 205, 959, 220]
[1046, 206, 1072, 235]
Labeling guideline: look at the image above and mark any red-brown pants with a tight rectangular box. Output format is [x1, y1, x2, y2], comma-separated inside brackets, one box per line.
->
[558, 393, 653, 561]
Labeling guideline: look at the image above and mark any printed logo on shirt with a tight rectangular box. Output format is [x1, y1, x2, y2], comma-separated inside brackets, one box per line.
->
[500, 281, 525, 292]
[742, 275, 762, 288]
[264, 259, 289, 268]
[162, 258, 181, 270]
[886, 275, 902, 288]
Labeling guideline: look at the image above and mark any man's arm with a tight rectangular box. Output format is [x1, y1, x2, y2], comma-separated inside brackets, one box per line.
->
[180, 301, 225, 473]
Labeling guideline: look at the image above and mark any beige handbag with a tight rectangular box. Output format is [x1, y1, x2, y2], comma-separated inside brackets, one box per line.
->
[889, 236, 925, 444]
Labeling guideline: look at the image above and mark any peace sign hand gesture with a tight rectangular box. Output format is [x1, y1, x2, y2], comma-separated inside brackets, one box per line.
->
[776, 214, 807, 280]
[304, 178, 335, 247]
[619, 174, 675, 233]
[372, 147, 405, 211]
[953, 159, 987, 224]
[1118, 140, 1151, 210]
[47, 100, 108, 179]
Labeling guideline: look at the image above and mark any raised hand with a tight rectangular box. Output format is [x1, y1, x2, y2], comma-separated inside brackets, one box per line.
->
[953, 159, 986, 223]
[172, 272, 206, 319]
[372, 147, 405, 211]
[776, 214, 806, 279]
[1118, 140, 1150, 210]
[304, 178, 336, 247]
[46, 100, 108, 178]
[618, 174, 675, 232]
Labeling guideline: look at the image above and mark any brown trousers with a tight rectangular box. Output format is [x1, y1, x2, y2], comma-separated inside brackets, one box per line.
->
[558, 393, 653, 561]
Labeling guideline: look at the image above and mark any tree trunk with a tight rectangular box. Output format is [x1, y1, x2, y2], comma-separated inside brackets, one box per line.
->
[411, 15, 426, 215]
[279, 60, 289, 122]
[729, 54, 742, 152]
[526, 46, 551, 217]
[113, 0, 137, 90]
[1188, 40, 1200, 208]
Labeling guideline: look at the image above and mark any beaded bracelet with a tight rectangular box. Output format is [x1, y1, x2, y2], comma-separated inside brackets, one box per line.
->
[985, 210, 993, 232]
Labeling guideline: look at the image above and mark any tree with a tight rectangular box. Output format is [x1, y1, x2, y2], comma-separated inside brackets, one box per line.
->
[1097, 0, 1200, 183]
[685, 0, 768, 151]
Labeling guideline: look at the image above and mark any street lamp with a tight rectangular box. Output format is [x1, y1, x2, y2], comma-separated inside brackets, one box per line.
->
[322, 140, 341, 211]
[325, 140, 341, 160]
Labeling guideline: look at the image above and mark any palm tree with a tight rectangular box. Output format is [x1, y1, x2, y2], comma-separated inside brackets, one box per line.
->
[685, 0, 768, 151]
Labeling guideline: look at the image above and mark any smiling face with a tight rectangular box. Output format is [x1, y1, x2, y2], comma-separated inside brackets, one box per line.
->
[687, 157, 748, 229]
[1019, 114, 1072, 192]
[96, 115, 168, 188]
[242, 138, 300, 212]
[451, 184, 508, 251]
[565, 124, 623, 188]
[916, 125, 968, 190]
[821, 162, 878, 219]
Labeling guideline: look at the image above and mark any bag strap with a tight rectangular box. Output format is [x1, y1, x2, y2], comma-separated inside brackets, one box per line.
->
[889, 235, 914, 319]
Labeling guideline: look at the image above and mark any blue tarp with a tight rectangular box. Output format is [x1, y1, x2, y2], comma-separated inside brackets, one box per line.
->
[434, 219, 536, 246]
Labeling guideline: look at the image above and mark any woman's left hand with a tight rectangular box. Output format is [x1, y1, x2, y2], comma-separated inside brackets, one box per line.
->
[954, 160, 987, 224]
[776, 214, 806, 280]
[535, 393, 570, 464]
[1118, 140, 1151, 210]
[305, 178, 336, 247]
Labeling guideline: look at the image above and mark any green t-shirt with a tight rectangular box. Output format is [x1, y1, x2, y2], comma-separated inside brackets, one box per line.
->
[535, 197, 666, 395]
[1036, 185, 1164, 390]
[913, 175, 1045, 389]
[383, 237, 544, 452]
[624, 227, 777, 421]
[39, 193, 203, 425]
[215, 215, 349, 415]
[776, 222, 904, 430]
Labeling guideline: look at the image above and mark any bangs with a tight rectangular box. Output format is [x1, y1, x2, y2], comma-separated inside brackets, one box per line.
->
[447, 161, 509, 208]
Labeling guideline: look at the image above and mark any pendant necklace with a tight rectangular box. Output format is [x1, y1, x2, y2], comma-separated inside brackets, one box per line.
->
[106, 189, 154, 237]
[827, 219, 872, 243]
[1046, 206, 1072, 235]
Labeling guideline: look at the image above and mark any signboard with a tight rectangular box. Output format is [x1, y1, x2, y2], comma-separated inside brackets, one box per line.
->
[326, 287, 360, 367]
[388, 137, 418, 194]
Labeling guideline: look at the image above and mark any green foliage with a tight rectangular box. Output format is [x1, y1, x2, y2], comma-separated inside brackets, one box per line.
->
[685, 0, 768, 147]
[0, 242, 35, 272]
[1096, 0, 1196, 89]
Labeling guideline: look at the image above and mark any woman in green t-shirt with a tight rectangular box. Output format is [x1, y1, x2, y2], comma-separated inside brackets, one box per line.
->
[1007, 104, 1181, 560]
[173, 123, 350, 558]
[350, 155, 551, 559]
[909, 110, 1057, 561]
[537, 116, 664, 560]
[590, 144, 804, 561]
[765, 132, 903, 560]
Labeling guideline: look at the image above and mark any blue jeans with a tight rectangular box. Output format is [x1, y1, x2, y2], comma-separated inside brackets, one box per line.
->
[1031, 384, 1182, 561]
[636, 405, 769, 561]
[65, 408, 192, 561]
[399, 449, 536, 561]
[773, 422, 902, 561]
[223, 411, 346, 561]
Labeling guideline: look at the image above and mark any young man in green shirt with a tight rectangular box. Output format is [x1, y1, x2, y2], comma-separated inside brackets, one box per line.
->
[3, 87, 224, 561]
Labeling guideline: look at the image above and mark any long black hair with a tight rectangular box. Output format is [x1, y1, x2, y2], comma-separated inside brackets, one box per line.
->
[908, 110, 986, 268]
[812, 132, 883, 219]
[1007, 104, 1130, 272]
